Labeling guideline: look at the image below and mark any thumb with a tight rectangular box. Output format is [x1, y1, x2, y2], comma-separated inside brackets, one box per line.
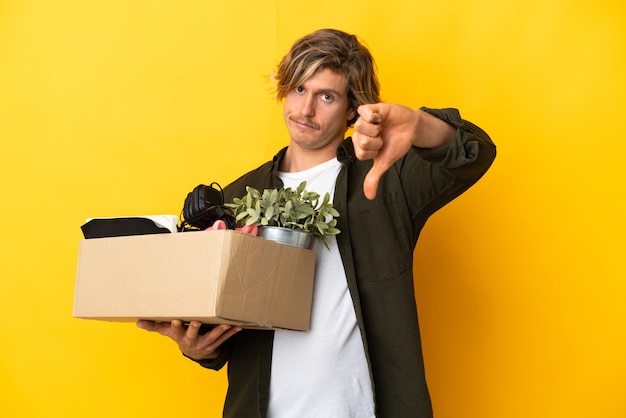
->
[363, 159, 392, 200]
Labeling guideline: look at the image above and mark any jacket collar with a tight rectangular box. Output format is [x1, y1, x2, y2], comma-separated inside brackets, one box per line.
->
[270, 146, 289, 171]
[336, 137, 356, 167]
[270, 138, 356, 171]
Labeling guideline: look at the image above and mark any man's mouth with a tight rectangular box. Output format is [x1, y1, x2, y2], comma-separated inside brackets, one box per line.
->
[290, 116, 320, 130]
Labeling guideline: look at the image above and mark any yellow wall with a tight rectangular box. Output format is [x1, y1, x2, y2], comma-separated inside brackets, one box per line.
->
[1, 1, 624, 417]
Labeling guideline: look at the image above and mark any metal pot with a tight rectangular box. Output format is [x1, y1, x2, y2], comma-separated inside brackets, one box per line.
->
[258, 226, 313, 249]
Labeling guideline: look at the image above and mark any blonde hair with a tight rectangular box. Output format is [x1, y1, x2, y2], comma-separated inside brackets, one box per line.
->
[274, 29, 381, 125]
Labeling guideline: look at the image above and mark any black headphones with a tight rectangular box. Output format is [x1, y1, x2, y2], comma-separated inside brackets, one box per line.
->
[178, 182, 236, 231]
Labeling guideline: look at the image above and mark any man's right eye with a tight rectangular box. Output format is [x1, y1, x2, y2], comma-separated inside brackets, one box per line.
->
[295, 86, 305, 93]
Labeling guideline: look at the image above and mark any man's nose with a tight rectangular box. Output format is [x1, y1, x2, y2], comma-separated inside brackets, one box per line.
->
[298, 94, 315, 117]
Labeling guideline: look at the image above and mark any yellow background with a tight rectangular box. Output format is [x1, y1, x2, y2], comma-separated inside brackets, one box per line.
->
[1, 1, 625, 417]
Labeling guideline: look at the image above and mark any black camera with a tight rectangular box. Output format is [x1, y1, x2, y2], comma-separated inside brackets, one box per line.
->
[179, 182, 236, 231]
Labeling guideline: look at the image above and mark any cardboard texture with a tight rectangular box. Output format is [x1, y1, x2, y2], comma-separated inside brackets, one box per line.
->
[73, 230, 316, 331]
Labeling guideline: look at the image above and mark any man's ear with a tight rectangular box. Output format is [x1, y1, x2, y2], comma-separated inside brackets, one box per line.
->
[347, 108, 357, 127]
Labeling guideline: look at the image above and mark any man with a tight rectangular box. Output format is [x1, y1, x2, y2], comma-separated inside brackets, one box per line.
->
[137, 28, 496, 417]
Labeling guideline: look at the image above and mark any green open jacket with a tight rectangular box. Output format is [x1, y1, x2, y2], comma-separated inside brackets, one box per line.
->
[194, 108, 496, 418]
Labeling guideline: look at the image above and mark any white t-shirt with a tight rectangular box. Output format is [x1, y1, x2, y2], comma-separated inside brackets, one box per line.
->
[267, 158, 375, 418]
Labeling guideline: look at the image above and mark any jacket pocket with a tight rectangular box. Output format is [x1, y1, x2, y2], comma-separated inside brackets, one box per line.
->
[353, 192, 413, 282]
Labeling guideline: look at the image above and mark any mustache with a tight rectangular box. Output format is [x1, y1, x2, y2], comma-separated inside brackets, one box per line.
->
[289, 116, 320, 130]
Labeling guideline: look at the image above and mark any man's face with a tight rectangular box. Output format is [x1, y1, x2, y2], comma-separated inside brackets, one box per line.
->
[283, 68, 356, 153]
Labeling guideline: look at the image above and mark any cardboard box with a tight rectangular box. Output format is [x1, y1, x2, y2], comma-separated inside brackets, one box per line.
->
[73, 230, 316, 331]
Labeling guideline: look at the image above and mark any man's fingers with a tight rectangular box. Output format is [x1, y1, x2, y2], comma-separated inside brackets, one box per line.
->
[185, 321, 202, 339]
[353, 129, 383, 161]
[136, 320, 156, 331]
[136, 320, 172, 334]
[211, 325, 240, 346]
[357, 104, 383, 124]
[355, 106, 383, 138]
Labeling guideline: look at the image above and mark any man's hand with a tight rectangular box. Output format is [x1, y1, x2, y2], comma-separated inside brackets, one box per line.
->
[353, 103, 456, 200]
[353, 103, 418, 200]
[136, 319, 241, 361]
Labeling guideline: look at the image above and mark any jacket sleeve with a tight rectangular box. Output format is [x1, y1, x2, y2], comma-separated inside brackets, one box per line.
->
[390, 107, 496, 229]
[416, 107, 496, 182]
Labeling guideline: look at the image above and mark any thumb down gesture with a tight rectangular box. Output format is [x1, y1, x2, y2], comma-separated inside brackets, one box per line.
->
[353, 103, 419, 200]
[353, 103, 455, 200]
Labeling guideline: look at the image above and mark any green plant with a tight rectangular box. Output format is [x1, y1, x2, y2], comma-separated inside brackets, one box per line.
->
[226, 181, 340, 248]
